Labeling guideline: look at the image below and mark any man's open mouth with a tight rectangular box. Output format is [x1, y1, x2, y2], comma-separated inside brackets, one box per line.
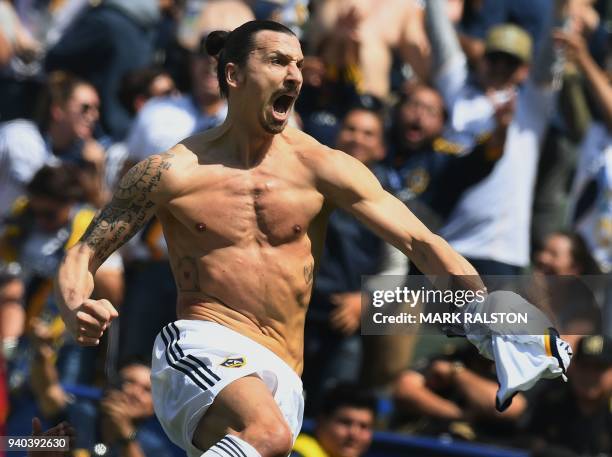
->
[272, 94, 295, 116]
[405, 123, 423, 140]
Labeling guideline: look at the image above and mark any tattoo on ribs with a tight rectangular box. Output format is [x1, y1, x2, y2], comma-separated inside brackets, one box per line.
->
[304, 262, 314, 285]
[80, 152, 174, 262]
[177, 256, 201, 292]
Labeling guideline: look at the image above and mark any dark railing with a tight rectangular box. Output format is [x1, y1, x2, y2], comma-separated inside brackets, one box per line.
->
[301, 419, 529, 457]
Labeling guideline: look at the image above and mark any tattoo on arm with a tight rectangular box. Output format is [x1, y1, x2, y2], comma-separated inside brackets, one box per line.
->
[304, 262, 314, 285]
[80, 152, 174, 265]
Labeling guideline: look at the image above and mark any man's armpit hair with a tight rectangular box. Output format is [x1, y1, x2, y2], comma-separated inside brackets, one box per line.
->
[80, 152, 174, 263]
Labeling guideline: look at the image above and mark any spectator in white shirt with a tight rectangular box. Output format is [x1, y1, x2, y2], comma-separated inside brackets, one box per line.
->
[0, 71, 107, 225]
[425, 0, 569, 274]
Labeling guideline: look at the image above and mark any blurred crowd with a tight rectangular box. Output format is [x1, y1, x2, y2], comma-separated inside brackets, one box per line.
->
[0, 0, 611, 456]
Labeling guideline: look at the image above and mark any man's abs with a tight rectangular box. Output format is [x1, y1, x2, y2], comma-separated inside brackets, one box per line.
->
[169, 244, 315, 374]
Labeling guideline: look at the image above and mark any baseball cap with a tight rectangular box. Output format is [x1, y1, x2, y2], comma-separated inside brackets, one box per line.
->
[575, 335, 612, 366]
[485, 24, 533, 63]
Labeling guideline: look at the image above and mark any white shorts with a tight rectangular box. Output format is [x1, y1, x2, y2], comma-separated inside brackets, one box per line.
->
[151, 320, 304, 457]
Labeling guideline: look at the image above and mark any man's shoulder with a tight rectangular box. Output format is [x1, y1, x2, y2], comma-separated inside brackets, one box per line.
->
[283, 126, 323, 149]
[283, 127, 342, 168]
[123, 143, 197, 201]
[133, 142, 195, 168]
[157, 143, 200, 177]
[174, 123, 233, 165]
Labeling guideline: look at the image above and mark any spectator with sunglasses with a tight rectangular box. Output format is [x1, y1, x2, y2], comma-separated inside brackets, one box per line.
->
[384, 84, 456, 230]
[119, 67, 178, 119]
[382, 83, 504, 242]
[0, 71, 112, 220]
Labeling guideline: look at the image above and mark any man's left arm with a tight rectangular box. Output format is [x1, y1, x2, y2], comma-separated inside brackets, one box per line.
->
[314, 147, 571, 409]
[315, 147, 482, 289]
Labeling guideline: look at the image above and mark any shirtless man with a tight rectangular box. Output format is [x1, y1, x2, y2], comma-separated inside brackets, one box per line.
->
[55, 20, 483, 457]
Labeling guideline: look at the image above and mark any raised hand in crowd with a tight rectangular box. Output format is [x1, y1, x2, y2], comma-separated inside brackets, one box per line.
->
[554, 28, 590, 65]
[554, 27, 612, 128]
[100, 390, 138, 444]
[321, 6, 362, 70]
[486, 87, 518, 153]
[100, 388, 148, 457]
[28, 417, 74, 457]
[28, 318, 70, 419]
[567, 0, 600, 36]
[329, 292, 362, 336]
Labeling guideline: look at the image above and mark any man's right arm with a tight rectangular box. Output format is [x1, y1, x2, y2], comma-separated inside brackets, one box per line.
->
[55, 151, 175, 345]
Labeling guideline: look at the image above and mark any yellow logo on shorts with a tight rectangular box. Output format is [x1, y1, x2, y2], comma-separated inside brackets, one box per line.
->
[220, 357, 246, 368]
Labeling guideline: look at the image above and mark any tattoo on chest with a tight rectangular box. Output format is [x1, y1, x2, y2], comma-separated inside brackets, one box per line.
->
[304, 262, 314, 285]
[81, 152, 174, 262]
[177, 256, 201, 292]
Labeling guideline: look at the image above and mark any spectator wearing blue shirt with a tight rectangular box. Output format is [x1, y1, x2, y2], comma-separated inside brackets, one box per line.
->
[384, 84, 451, 225]
[384, 84, 500, 230]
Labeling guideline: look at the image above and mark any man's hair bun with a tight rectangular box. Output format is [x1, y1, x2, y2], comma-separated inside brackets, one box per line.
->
[205, 31, 229, 57]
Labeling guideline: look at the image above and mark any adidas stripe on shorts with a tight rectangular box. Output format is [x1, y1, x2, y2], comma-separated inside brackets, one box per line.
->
[151, 320, 304, 457]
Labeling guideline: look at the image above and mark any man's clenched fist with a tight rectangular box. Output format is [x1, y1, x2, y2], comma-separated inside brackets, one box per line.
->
[72, 299, 118, 345]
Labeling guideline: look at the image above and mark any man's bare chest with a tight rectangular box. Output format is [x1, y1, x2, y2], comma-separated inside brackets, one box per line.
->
[165, 169, 324, 246]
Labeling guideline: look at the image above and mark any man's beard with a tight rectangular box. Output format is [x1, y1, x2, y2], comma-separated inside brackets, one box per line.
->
[260, 110, 287, 134]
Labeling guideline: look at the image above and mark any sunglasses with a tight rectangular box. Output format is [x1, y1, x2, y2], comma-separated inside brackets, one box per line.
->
[79, 103, 99, 115]
[404, 98, 443, 118]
